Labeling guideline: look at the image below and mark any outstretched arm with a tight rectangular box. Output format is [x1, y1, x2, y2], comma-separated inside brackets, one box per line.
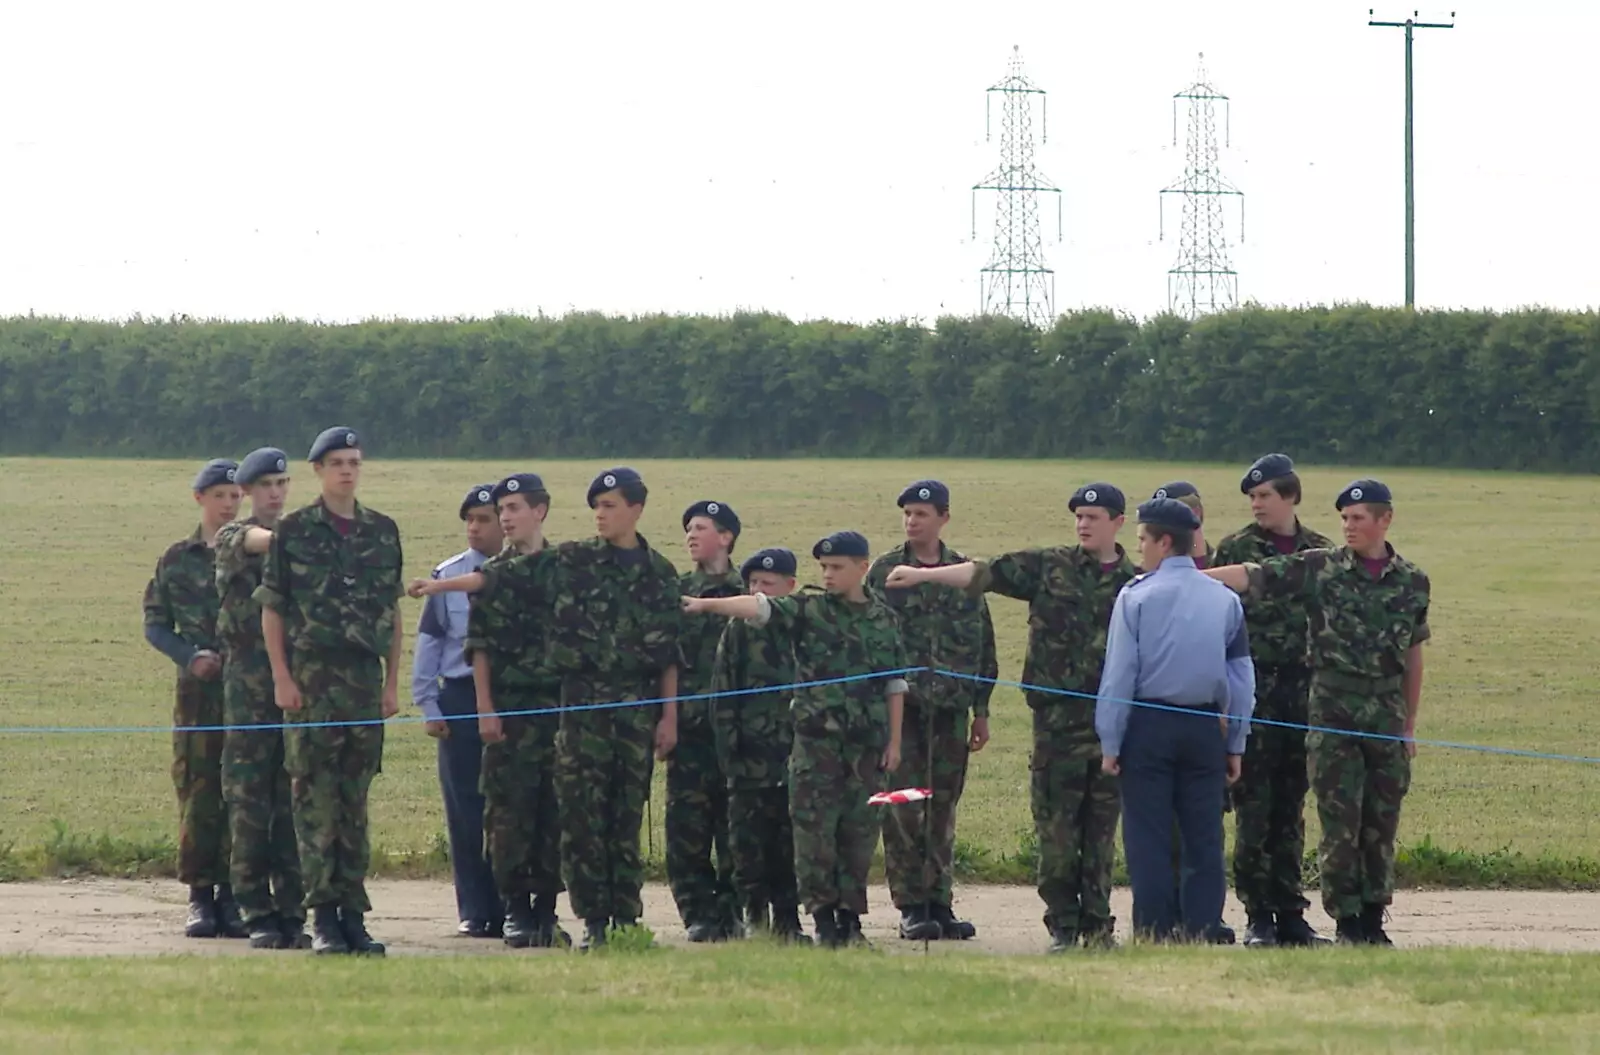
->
[1203, 565, 1250, 593]
[883, 562, 977, 590]
[408, 571, 485, 598]
[682, 594, 764, 621]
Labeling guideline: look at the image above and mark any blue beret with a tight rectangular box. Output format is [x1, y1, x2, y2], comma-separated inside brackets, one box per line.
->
[740, 547, 798, 580]
[192, 458, 239, 492]
[1241, 453, 1296, 494]
[812, 530, 870, 559]
[493, 473, 549, 505]
[897, 479, 950, 510]
[587, 466, 645, 508]
[1137, 497, 1202, 532]
[459, 482, 497, 520]
[1068, 482, 1126, 516]
[307, 426, 360, 463]
[683, 499, 740, 538]
[236, 447, 289, 486]
[1336, 478, 1392, 510]
[1152, 481, 1199, 501]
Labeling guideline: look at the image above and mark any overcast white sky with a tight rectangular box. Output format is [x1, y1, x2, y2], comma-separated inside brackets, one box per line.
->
[0, 1, 1593, 324]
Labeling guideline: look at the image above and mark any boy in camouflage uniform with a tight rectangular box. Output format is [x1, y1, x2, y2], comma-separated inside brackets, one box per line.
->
[671, 499, 744, 942]
[886, 482, 1135, 953]
[867, 480, 996, 942]
[142, 457, 246, 940]
[1206, 478, 1431, 946]
[256, 427, 404, 957]
[215, 446, 308, 950]
[686, 530, 906, 949]
[710, 546, 808, 944]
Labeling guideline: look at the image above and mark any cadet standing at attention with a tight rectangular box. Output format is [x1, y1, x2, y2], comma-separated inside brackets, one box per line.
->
[867, 480, 995, 943]
[885, 483, 1136, 953]
[686, 531, 905, 949]
[1205, 479, 1430, 946]
[256, 427, 404, 956]
[670, 499, 745, 943]
[215, 447, 308, 949]
[710, 547, 809, 944]
[418, 468, 683, 950]
[1212, 454, 1333, 948]
[1095, 498, 1255, 943]
[143, 457, 247, 940]
[409, 483, 503, 939]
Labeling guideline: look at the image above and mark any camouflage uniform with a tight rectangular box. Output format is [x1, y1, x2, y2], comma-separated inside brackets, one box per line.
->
[867, 542, 996, 913]
[254, 498, 403, 913]
[711, 615, 799, 927]
[966, 545, 1138, 941]
[1245, 545, 1431, 920]
[756, 589, 907, 917]
[668, 566, 743, 931]
[142, 527, 231, 888]
[1212, 520, 1332, 920]
[215, 517, 305, 927]
[465, 544, 563, 906]
[479, 536, 682, 924]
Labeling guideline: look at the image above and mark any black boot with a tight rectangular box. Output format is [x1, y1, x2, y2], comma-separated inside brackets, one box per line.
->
[503, 897, 538, 949]
[311, 905, 350, 955]
[339, 909, 386, 956]
[1242, 911, 1278, 948]
[214, 884, 249, 939]
[771, 901, 811, 946]
[185, 886, 218, 939]
[811, 907, 841, 948]
[836, 909, 870, 948]
[1078, 917, 1117, 951]
[1361, 904, 1394, 947]
[897, 905, 942, 941]
[1276, 910, 1332, 947]
[743, 901, 772, 936]
[579, 918, 610, 951]
[720, 905, 747, 941]
[930, 903, 977, 941]
[247, 912, 285, 950]
[1334, 915, 1368, 945]
[280, 915, 312, 950]
[530, 893, 569, 948]
[1047, 926, 1078, 954]
[685, 919, 721, 943]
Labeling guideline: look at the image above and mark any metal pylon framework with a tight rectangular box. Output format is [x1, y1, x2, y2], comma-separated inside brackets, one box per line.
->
[1159, 53, 1244, 319]
[971, 46, 1062, 328]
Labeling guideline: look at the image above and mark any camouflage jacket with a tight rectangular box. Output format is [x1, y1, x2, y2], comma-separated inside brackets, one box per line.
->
[478, 535, 682, 699]
[678, 565, 746, 728]
[758, 587, 908, 749]
[711, 616, 797, 788]
[143, 525, 222, 672]
[1246, 544, 1431, 682]
[214, 517, 269, 663]
[867, 541, 998, 717]
[253, 498, 404, 658]
[1213, 519, 1333, 670]
[464, 542, 560, 699]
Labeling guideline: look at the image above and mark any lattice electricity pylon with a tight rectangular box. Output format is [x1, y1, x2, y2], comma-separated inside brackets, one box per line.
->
[1159, 53, 1245, 319]
[971, 46, 1062, 328]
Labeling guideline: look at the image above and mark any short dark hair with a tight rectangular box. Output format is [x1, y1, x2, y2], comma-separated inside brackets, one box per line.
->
[499, 489, 552, 513]
[1143, 524, 1195, 557]
[619, 481, 648, 507]
[1174, 493, 1204, 526]
[1271, 472, 1303, 505]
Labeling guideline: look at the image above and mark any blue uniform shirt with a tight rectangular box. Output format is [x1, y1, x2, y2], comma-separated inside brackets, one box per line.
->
[410, 547, 488, 719]
[1094, 556, 1256, 757]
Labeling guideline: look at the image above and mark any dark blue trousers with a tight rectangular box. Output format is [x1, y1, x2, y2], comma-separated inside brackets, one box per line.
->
[1119, 703, 1226, 940]
[437, 677, 499, 923]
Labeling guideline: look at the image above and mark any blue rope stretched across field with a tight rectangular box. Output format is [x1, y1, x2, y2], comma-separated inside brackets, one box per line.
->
[3, 666, 1599, 767]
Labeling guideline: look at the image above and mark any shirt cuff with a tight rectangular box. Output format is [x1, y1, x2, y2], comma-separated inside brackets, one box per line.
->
[884, 677, 908, 697]
[964, 562, 993, 598]
[744, 593, 773, 628]
[251, 584, 285, 612]
[1242, 563, 1265, 602]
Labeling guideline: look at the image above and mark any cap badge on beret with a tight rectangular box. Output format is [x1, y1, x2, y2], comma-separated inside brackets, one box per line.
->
[603, 473, 617, 488]
[276, 457, 287, 471]
[761, 555, 774, 569]
[345, 432, 357, 446]
[226, 468, 237, 483]
[1084, 488, 1098, 503]
[477, 489, 491, 503]
[1350, 486, 1363, 501]
[1154, 487, 1166, 499]
[507, 478, 520, 492]
[820, 539, 833, 554]
[1251, 469, 1263, 482]
[918, 487, 931, 500]
[707, 501, 719, 514]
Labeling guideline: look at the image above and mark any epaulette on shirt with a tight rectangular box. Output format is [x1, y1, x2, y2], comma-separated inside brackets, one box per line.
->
[1125, 572, 1153, 589]
[433, 549, 475, 577]
[799, 584, 829, 597]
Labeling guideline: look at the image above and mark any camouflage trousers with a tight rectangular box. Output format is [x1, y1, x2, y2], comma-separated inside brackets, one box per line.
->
[1030, 707, 1119, 937]
[728, 784, 797, 917]
[882, 702, 969, 910]
[283, 649, 384, 913]
[665, 717, 736, 927]
[1307, 679, 1411, 921]
[790, 732, 880, 916]
[172, 676, 230, 887]
[1230, 665, 1313, 916]
[222, 649, 304, 924]
[482, 706, 563, 901]
[554, 689, 657, 922]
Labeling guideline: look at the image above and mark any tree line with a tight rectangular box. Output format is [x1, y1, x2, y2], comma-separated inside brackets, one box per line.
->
[1, 306, 1596, 471]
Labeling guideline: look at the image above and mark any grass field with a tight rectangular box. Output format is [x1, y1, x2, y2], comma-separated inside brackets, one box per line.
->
[3, 944, 1600, 1053]
[2, 456, 1600, 885]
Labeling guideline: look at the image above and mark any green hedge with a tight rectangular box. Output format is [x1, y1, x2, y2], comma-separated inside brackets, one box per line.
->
[2, 307, 1597, 469]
